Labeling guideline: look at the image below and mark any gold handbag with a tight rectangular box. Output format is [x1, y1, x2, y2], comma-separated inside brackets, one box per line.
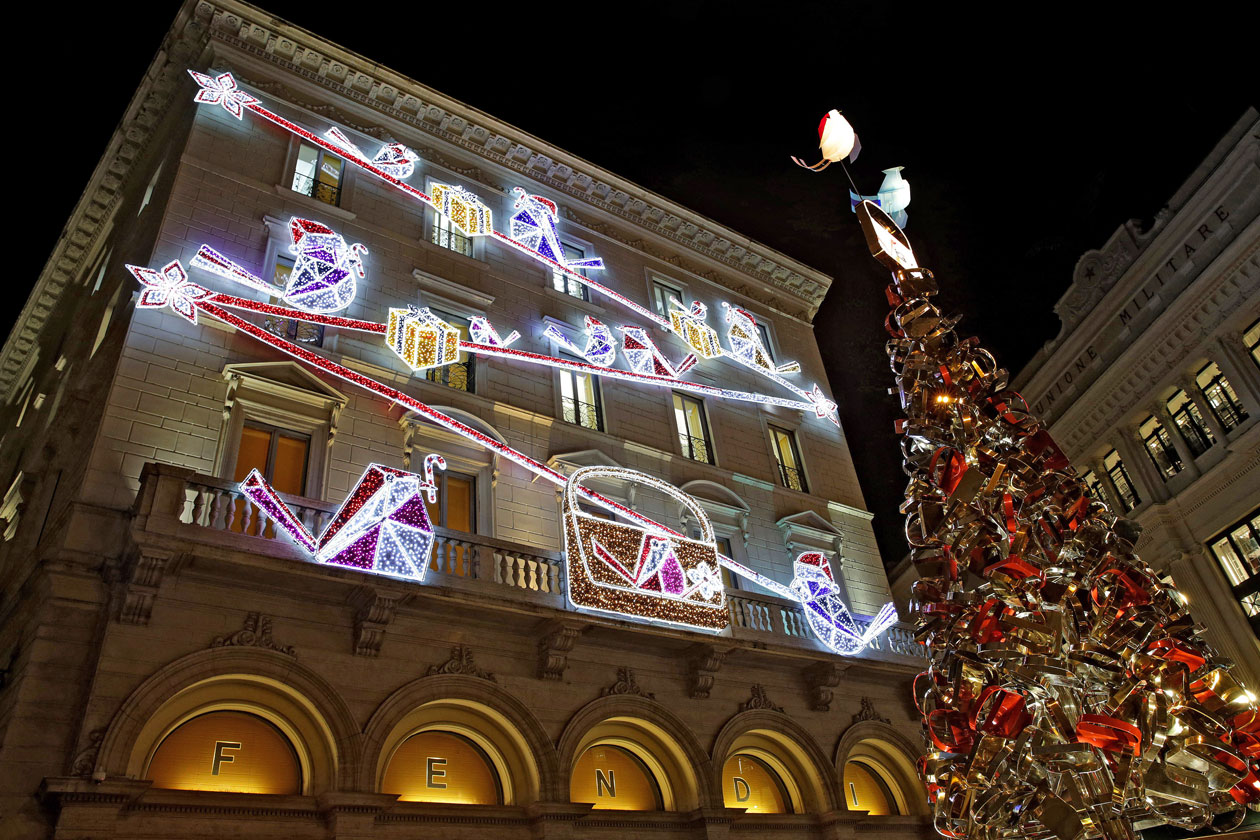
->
[562, 466, 728, 630]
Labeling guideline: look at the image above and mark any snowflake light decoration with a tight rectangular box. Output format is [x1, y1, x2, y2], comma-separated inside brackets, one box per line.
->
[188, 71, 259, 119]
[126, 259, 212, 324]
[240, 457, 445, 582]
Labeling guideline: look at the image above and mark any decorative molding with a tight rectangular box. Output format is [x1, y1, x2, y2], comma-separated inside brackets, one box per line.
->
[687, 644, 728, 700]
[426, 644, 495, 682]
[852, 696, 890, 725]
[117, 549, 175, 626]
[211, 612, 296, 656]
[352, 589, 404, 658]
[600, 667, 655, 700]
[739, 684, 783, 714]
[802, 661, 845, 712]
[70, 727, 106, 777]
[536, 619, 584, 681]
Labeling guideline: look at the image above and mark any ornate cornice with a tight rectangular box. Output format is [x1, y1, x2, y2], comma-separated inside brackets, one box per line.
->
[196, 0, 831, 318]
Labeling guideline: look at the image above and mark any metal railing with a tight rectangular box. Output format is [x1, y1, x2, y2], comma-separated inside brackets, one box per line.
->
[561, 397, 602, 430]
[778, 464, 806, 492]
[292, 173, 341, 206]
[264, 314, 324, 346]
[679, 433, 712, 464]
[426, 359, 474, 392]
[431, 225, 472, 257]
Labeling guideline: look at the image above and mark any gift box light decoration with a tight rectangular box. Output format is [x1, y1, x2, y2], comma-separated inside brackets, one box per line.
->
[668, 300, 724, 360]
[387, 306, 461, 371]
[240, 456, 445, 582]
[846, 199, 1260, 836]
[431, 183, 493, 237]
[562, 466, 728, 630]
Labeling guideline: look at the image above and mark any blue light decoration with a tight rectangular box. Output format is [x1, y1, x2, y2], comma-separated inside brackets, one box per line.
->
[849, 166, 911, 228]
[508, 188, 604, 273]
[544, 316, 617, 367]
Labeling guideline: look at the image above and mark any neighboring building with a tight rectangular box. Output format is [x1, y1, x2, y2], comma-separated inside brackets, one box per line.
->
[1013, 109, 1260, 688]
[0, 2, 930, 838]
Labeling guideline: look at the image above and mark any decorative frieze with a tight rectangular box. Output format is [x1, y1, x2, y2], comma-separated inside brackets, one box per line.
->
[852, 696, 890, 725]
[600, 667, 655, 700]
[211, 612, 295, 656]
[427, 645, 495, 682]
[740, 684, 784, 714]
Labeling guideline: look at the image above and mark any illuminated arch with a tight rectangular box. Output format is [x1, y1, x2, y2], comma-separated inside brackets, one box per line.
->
[96, 647, 357, 794]
[834, 720, 928, 816]
[711, 709, 838, 814]
[558, 694, 715, 812]
[146, 710, 302, 794]
[361, 673, 556, 804]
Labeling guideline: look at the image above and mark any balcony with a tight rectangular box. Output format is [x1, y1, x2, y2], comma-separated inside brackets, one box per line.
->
[130, 463, 926, 667]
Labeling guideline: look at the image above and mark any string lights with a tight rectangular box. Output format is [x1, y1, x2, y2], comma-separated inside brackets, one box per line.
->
[240, 457, 445, 582]
[386, 305, 461, 371]
[508, 188, 604, 273]
[431, 183, 493, 237]
[127, 260, 212, 324]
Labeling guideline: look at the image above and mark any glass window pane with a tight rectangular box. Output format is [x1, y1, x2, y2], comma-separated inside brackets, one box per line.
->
[271, 434, 309, 496]
[1245, 320, 1260, 368]
[293, 144, 318, 193]
[382, 731, 501, 804]
[843, 761, 897, 816]
[234, 425, 273, 483]
[722, 754, 789, 813]
[317, 153, 342, 186]
[146, 711, 301, 795]
[1228, 523, 1260, 577]
[571, 744, 661, 811]
[1211, 537, 1251, 587]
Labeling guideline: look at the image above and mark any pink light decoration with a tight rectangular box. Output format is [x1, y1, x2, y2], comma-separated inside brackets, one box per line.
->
[620, 326, 696, 378]
[189, 71, 258, 119]
[126, 260, 213, 324]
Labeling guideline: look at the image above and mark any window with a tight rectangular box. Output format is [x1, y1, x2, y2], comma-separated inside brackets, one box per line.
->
[1103, 449, 1140, 512]
[552, 242, 590, 300]
[769, 426, 807, 491]
[431, 211, 473, 257]
[1207, 510, 1260, 637]
[1167, 389, 1215, 456]
[1246, 320, 1260, 369]
[265, 257, 324, 346]
[650, 276, 683, 318]
[673, 393, 713, 464]
[233, 421, 311, 496]
[292, 142, 343, 206]
[756, 322, 775, 362]
[146, 711, 301, 794]
[1081, 470, 1106, 503]
[722, 754, 791, 814]
[1138, 416, 1182, 480]
[381, 730, 502, 804]
[424, 312, 474, 392]
[426, 471, 476, 534]
[1196, 361, 1248, 432]
[571, 744, 663, 811]
[559, 364, 603, 431]
[843, 759, 902, 816]
[714, 535, 739, 590]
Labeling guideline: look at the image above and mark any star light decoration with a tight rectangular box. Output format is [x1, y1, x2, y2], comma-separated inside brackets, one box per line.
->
[127, 260, 213, 324]
[189, 71, 259, 119]
[850, 199, 1260, 837]
[240, 457, 445, 582]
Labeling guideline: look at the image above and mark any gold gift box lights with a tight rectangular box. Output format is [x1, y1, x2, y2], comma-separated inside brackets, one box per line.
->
[431, 183, 493, 237]
[387, 306, 460, 371]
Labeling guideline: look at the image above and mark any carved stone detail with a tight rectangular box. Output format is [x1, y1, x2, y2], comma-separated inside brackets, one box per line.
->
[852, 696, 891, 725]
[536, 620, 583, 681]
[71, 727, 107, 777]
[740, 684, 784, 714]
[212, 612, 296, 656]
[802, 661, 846, 712]
[688, 644, 728, 700]
[426, 645, 495, 682]
[601, 667, 655, 700]
[118, 549, 174, 626]
[352, 589, 403, 658]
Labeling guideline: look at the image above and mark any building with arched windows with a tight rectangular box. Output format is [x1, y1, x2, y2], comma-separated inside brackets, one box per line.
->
[0, 2, 933, 837]
[1012, 109, 1260, 690]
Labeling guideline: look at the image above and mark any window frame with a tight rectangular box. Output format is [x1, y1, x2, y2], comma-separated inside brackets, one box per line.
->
[422, 309, 475, 393]
[1245, 320, 1260, 370]
[672, 391, 715, 465]
[552, 241, 592, 301]
[1206, 509, 1260, 639]
[235, 420, 313, 497]
[1137, 415, 1182, 480]
[424, 177, 480, 259]
[1166, 389, 1215, 456]
[1103, 449, 1140, 512]
[291, 141, 345, 207]
[768, 424, 808, 492]
[1196, 361, 1248, 432]
[557, 359, 604, 432]
[648, 274, 685, 319]
[427, 469, 478, 535]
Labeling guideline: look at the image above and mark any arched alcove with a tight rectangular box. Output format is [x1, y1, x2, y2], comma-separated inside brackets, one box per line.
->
[711, 709, 838, 814]
[558, 694, 715, 812]
[834, 720, 928, 816]
[361, 673, 556, 804]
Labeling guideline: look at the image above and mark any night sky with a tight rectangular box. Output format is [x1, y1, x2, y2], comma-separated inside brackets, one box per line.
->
[18, 2, 1254, 567]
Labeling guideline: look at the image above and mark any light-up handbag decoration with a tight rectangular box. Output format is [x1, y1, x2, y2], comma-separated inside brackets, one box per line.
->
[562, 466, 728, 630]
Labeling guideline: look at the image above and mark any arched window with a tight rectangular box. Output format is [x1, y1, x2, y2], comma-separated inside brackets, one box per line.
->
[570, 743, 663, 811]
[381, 729, 502, 804]
[843, 758, 903, 815]
[146, 711, 301, 794]
[721, 753, 792, 813]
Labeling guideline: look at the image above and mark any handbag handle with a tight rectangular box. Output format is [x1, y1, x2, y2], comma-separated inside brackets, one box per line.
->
[564, 466, 715, 543]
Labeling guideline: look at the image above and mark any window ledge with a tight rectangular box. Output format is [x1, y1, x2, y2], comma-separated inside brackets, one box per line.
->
[273, 185, 356, 221]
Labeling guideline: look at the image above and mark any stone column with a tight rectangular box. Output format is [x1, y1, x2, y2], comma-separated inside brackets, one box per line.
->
[1210, 334, 1260, 419]
[1180, 374, 1228, 443]
[1154, 399, 1199, 478]
[1111, 426, 1163, 507]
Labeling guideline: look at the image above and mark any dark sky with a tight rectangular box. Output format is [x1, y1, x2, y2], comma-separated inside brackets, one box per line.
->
[18, 2, 1255, 567]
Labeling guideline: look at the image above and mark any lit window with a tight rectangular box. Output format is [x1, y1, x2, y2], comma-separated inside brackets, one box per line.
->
[1207, 510, 1260, 638]
[1103, 449, 1140, 512]
[431, 211, 473, 257]
[551, 242, 590, 300]
[1166, 389, 1215, 456]
[721, 754, 791, 813]
[1138, 416, 1182, 480]
[559, 363, 603, 431]
[424, 312, 474, 392]
[425, 470, 476, 534]
[571, 743, 662, 811]
[381, 730, 502, 804]
[292, 142, 343, 206]
[843, 760, 901, 815]
[233, 421, 311, 497]
[1081, 470, 1106, 502]
[650, 276, 683, 318]
[1246, 320, 1260, 369]
[769, 426, 807, 492]
[1196, 361, 1248, 432]
[146, 711, 301, 794]
[715, 535, 740, 590]
[265, 257, 324, 346]
[673, 392, 713, 464]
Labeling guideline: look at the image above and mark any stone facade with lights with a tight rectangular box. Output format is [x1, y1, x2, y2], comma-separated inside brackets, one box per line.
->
[0, 1, 933, 838]
[1011, 110, 1260, 691]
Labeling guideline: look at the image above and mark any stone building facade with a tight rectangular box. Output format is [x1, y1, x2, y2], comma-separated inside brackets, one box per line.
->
[0, 2, 931, 838]
[1012, 110, 1260, 689]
